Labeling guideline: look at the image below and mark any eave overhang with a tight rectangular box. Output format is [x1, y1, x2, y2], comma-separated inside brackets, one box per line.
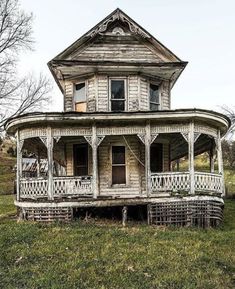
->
[5, 109, 230, 137]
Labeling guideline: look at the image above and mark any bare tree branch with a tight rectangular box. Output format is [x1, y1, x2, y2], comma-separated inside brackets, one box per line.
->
[0, 0, 52, 132]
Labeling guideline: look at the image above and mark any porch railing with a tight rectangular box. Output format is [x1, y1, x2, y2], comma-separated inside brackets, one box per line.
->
[151, 172, 190, 193]
[150, 172, 223, 195]
[53, 176, 93, 196]
[19, 176, 92, 198]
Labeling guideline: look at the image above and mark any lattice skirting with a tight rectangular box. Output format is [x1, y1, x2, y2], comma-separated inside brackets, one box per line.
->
[19, 207, 72, 222]
[148, 199, 224, 228]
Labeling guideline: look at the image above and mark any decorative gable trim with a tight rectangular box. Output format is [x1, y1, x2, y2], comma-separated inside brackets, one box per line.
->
[87, 9, 150, 39]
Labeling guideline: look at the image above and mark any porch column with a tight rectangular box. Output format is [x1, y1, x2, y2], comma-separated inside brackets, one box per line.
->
[47, 126, 54, 200]
[145, 121, 151, 196]
[92, 124, 98, 199]
[188, 121, 195, 194]
[209, 140, 215, 173]
[216, 129, 225, 195]
[16, 130, 23, 201]
[36, 146, 41, 177]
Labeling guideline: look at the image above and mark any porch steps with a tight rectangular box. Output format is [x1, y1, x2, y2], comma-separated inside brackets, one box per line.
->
[148, 199, 223, 228]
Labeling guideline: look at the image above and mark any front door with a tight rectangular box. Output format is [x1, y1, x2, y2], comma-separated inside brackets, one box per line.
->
[73, 144, 88, 176]
[150, 143, 163, 172]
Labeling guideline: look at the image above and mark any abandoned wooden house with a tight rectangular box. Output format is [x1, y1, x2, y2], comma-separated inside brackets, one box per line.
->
[5, 8, 230, 226]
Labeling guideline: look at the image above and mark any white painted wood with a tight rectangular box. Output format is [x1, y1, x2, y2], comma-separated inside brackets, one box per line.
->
[188, 121, 195, 194]
[20, 176, 93, 198]
[151, 172, 190, 193]
[47, 127, 54, 200]
[150, 171, 223, 195]
[145, 122, 151, 196]
[216, 129, 225, 195]
[92, 124, 98, 198]
[16, 130, 22, 201]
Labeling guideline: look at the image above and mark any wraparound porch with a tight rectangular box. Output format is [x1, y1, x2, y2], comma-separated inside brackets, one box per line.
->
[19, 171, 223, 200]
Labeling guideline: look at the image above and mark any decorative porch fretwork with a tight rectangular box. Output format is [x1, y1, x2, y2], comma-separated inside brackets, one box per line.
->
[53, 136, 61, 143]
[97, 126, 145, 136]
[20, 128, 47, 140]
[84, 135, 105, 147]
[52, 127, 92, 137]
[39, 137, 47, 147]
[181, 132, 201, 143]
[137, 133, 145, 144]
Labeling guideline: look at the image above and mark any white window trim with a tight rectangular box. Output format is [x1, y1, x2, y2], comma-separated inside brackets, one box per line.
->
[73, 81, 87, 111]
[109, 77, 128, 112]
[148, 81, 162, 111]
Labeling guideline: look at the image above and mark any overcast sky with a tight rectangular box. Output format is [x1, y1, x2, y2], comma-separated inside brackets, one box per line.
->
[19, 0, 235, 112]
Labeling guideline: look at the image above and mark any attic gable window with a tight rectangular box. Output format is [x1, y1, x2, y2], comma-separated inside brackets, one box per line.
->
[110, 79, 125, 111]
[150, 83, 160, 111]
[74, 83, 86, 112]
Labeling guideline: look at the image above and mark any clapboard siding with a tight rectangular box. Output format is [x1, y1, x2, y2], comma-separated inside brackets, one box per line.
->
[98, 135, 141, 196]
[65, 136, 170, 195]
[97, 75, 109, 111]
[140, 78, 149, 110]
[66, 140, 92, 176]
[71, 39, 163, 63]
[64, 81, 73, 111]
[64, 75, 171, 112]
[128, 76, 139, 111]
[161, 81, 170, 110]
[87, 77, 96, 112]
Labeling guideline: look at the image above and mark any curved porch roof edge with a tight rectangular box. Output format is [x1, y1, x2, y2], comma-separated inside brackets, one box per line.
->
[5, 108, 230, 136]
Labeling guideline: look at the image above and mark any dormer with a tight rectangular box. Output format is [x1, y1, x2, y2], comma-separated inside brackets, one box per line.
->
[48, 8, 187, 113]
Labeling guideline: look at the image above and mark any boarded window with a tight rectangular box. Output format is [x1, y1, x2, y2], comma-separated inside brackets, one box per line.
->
[73, 144, 88, 176]
[150, 143, 163, 172]
[112, 146, 126, 184]
[111, 80, 125, 111]
[150, 84, 160, 111]
[74, 83, 86, 112]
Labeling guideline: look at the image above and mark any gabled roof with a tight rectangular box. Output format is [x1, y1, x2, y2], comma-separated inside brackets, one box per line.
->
[52, 8, 181, 62]
[48, 8, 187, 92]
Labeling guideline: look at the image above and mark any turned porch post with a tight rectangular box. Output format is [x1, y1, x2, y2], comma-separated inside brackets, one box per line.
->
[92, 123, 98, 199]
[216, 129, 225, 195]
[209, 140, 215, 173]
[145, 121, 151, 196]
[47, 126, 54, 200]
[16, 130, 23, 201]
[188, 121, 195, 194]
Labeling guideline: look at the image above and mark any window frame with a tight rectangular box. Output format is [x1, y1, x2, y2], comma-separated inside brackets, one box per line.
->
[73, 81, 87, 111]
[73, 143, 89, 176]
[149, 82, 161, 111]
[109, 77, 127, 112]
[111, 145, 127, 186]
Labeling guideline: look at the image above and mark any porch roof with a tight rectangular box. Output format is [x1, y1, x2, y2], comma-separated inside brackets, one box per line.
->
[5, 108, 230, 136]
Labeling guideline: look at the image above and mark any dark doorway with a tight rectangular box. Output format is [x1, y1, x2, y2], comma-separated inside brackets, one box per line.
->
[73, 144, 88, 176]
[150, 143, 163, 172]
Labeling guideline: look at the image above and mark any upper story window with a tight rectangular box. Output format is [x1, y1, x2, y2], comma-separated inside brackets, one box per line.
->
[110, 79, 125, 111]
[150, 83, 160, 111]
[74, 82, 86, 112]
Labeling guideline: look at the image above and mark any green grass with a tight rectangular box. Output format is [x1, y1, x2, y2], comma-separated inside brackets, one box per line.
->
[0, 141, 16, 195]
[0, 195, 235, 289]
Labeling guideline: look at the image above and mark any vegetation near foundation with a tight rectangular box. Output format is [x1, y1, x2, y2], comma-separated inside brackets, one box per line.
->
[0, 195, 235, 289]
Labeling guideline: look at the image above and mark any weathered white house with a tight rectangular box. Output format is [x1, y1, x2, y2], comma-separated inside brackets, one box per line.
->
[5, 9, 230, 226]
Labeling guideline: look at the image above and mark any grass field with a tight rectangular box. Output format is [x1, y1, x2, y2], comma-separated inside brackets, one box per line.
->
[0, 195, 235, 289]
